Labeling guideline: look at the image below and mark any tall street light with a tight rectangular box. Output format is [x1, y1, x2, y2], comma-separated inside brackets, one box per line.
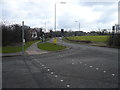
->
[22, 21, 25, 55]
[54, 2, 66, 37]
[75, 21, 80, 31]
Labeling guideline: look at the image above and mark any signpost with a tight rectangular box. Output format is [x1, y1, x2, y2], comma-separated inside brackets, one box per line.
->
[22, 21, 24, 55]
[54, 38, 57, 44]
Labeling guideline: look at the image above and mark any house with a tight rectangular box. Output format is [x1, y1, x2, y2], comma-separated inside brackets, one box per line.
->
[29, 29, 38, 40]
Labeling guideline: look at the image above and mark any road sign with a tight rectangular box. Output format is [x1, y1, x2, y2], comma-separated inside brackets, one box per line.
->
[54, 38, 57, 44]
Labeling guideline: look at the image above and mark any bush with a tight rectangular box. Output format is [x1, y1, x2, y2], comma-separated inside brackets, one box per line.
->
[1, 24, 32, 46]
[107, 34, 120, 47]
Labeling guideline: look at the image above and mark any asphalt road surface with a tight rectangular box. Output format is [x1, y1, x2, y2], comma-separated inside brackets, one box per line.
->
[2, 38, 119, 88]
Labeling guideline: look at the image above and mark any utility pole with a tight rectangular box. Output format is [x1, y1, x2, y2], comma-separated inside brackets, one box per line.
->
[55, 3, 56, 37]
[79, 22, 80, 31]
[44, 22, 46, 41]
[54, 2, 66, 36]
[22, 21, 24, 55]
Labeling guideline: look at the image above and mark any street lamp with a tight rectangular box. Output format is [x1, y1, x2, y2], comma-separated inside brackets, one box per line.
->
[54, 2, 66, 37]
[22, 21, 24, 55]
[75, 21, 80, 31]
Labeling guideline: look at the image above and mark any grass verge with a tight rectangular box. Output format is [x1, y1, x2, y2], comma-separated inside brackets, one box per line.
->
[2, 40, 40, 53]
[62, 36, 108, 47]
[37, 42, 66, 51]
[67, 35, 109, 43]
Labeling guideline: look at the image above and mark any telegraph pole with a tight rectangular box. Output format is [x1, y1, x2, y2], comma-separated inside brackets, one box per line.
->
[22, 21, 24, 55]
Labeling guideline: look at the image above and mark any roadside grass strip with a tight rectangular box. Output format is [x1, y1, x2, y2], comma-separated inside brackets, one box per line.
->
[37, 42, 66, 51]
[67, 35, 109, 43]
[2, 40, 40, 53]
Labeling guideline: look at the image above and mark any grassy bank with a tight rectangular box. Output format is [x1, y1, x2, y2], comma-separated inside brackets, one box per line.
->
[2, 40, 40, 53]
[63, 35, 110, 47]
[67, 35, 109, 43]
[37, 42, 66, 51]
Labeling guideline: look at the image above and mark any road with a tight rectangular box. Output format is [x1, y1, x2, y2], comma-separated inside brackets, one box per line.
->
[2, 38, 119, 88]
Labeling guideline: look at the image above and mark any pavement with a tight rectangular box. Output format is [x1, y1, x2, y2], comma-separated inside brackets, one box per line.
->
[2, 38, 119, 88]
[1, 41, 48, 57]
[25, 41, 48, 55]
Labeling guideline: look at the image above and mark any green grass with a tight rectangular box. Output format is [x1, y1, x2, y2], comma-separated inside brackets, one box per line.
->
[67, 35, 109, 43]
[37, 42, 66, 51]
[2, 40, 40, 53]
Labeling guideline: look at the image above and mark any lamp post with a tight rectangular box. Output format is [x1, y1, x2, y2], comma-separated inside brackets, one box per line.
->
[75, 21, 80, 31]
[22, 21, 24, 55]
[54, 2, 66, 37]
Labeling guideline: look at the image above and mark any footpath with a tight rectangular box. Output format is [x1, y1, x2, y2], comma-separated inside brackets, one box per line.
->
[25, 41, 48, 55]
[2, 41, 48, 57]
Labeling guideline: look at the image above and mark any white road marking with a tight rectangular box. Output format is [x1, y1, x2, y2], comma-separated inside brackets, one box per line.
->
[72, 63, 74, 65]
[96, 68, 99, 70]
[55, 75, 58, 77]
[89, 66, 93, 68]
[51, 72, 54, 74]
[42, 65, 44, 66]
[112, 74, 115, 76]
[80, 62, 82, 64]
[103, 71, 106, 73]
[66, 84, 70, 88]
[44, 67, 46, 68]
[47, 69, 50, 71]
[84, 64, 87, 65]
[60, 80, 64, 82]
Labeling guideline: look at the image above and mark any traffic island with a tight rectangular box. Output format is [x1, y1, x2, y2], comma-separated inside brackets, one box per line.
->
[37, 42, 66, 51]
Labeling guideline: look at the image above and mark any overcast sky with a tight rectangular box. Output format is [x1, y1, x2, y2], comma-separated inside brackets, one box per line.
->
[1, 0, 119, 32]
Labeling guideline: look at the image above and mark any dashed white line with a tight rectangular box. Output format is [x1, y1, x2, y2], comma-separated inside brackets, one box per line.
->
[103, 71, 106, 73]
[112, 74, 115, 76]
[66, 84, 70, 88]
[84, 64, 87, 65]
[72, 63, 74, 65]
[60, 80, 64, 82]
[47, 69, 50, 71]
[51, 72, 54, 74]
[55, 75, 58, 77]
[80, 62, 82, 64]
[96, 68, 99, 70]
[89, 66, 93, 68]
